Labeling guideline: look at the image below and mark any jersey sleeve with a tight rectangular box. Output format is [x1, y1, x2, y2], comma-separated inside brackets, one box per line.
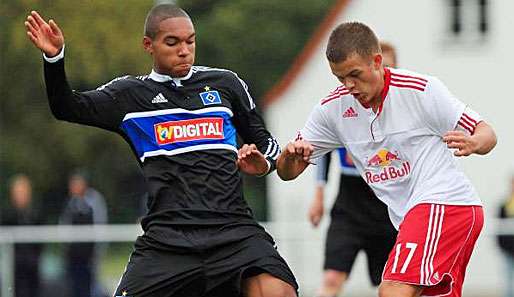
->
[227, 72, 280, 174]
[43, 52, 126, 132]
[299, 104, 342, 162]
[423, 77, 482, 136]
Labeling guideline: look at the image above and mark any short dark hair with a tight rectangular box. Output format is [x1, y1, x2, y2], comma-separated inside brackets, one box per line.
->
[326, 22, 380, 63]
[144, 4, 190, 39]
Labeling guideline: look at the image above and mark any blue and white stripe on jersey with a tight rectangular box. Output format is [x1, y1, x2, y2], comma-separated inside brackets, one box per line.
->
[121, 107, 237, 162]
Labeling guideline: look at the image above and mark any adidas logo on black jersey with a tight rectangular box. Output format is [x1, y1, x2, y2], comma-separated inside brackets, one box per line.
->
[151, 93, 168, 103]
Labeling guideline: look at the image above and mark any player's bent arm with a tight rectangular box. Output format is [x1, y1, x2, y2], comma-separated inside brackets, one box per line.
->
[228, 72, 280, 175]
[43, 47, 124, 131]
[471, 121, 497, 155]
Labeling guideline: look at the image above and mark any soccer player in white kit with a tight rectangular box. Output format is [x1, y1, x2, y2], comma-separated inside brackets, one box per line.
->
[276, 22, 497, 297]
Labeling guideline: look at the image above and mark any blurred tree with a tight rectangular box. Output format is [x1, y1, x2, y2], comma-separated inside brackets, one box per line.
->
[180, 0, 334, 98]
[0, 0, 335, 222]
[0, 0, 153, 221]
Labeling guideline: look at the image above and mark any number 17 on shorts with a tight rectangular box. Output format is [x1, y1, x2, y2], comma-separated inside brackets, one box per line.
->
[382, 203, 483, 297]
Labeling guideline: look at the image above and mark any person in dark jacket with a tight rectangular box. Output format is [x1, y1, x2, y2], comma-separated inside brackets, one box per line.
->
[60, 172, 95, 297]
[2, 174, 43, 297]
[498, 175, 514, 297]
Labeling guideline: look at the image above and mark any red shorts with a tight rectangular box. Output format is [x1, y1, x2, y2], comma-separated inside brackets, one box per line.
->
[382, 203, 483, 297]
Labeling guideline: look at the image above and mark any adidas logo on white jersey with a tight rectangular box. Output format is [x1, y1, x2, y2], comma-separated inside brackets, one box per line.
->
[343, 107, 358, 118]
[151, 93, 168, 103]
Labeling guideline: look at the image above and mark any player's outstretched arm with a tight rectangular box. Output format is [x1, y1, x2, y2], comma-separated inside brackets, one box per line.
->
[308, 186, 324, 227]
[276, 140, 313, 181]
[237, 144, 270, 176]
[443, 121, 497, 156]
[25, 11, 64, 57]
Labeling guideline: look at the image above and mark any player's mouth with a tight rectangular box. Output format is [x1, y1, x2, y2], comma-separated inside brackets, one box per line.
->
[177, 63, 192, 69]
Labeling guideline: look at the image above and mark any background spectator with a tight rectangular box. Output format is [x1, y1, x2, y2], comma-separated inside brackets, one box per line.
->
[498, 175, 514, 297]
[60, 171, 108, 297]
[2, 174, 43, 297]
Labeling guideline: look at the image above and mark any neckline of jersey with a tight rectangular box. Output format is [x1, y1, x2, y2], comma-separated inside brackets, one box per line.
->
[149, 68, 193, 87]
[360, 67, 391, 116]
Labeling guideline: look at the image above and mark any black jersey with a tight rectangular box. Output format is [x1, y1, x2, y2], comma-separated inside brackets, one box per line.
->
[43, 52, 280, 246]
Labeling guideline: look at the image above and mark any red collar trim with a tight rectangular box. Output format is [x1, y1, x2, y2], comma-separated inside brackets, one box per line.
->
[376, 67, 391, 115]
[359, 68, 390, 113]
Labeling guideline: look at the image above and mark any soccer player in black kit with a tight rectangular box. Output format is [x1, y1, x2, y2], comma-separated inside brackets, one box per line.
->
[25, 5, 298, 297]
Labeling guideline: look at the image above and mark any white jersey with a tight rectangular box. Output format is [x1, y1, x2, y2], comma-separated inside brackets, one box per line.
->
[298, 68, 483, 229]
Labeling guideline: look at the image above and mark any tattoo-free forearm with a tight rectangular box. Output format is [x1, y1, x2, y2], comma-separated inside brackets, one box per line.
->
[472, 121, 497, 155]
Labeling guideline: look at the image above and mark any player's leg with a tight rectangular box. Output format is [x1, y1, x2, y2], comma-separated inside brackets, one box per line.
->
[316, 221, 361, 297]
[378, 281, 423, 297]
[381, 204, 483, 297]
[364, 232, 397, 287]
[242, 273, 297, 297]
[113, 236, 205, 297]
[317, 270, 348, 297]
[202, 230, 298, 297]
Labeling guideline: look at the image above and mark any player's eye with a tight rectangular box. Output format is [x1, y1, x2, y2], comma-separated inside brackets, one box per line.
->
[165, 38, 178, 46]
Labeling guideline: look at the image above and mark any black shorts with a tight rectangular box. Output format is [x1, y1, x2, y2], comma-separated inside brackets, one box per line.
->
[324, 223, 396, 286]
[113, 228, 298, 297]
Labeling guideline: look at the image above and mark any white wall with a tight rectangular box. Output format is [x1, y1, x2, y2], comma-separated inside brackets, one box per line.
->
[266, 0, 513, 295]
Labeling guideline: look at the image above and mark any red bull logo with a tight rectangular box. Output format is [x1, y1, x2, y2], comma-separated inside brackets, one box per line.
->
[154, 118, 224, 145]
[367, 149, 401, 167]
[365, 148, 410, 184]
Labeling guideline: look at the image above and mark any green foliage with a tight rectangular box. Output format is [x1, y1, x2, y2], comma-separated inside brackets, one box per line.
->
[1, 0, 335, 222]
[180, 0, 335, 98]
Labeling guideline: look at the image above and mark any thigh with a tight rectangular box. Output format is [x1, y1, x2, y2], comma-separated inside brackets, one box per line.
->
[242, 273, 297, 297]
[379, 281, 423, 297]
[324, 223, 362, 273]
[113, 237, 205, 297]
[203, 232, 298, 297]
[382, 204, 483, 297]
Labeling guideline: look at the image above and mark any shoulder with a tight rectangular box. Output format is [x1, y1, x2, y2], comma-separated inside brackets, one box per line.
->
[96, 74, 150, 92]
[192, 65, 237, 78]
[320, 85, 352, 106]
[191, 65, 247, 85]
[388, 68, 431, 93]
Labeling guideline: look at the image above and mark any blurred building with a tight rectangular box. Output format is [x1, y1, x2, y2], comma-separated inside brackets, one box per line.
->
[263, 0, 512, 295]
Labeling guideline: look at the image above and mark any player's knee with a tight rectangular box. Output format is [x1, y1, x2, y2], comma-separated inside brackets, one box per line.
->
[378, 281, 421, 297]
[378, 282, 391, 297]
[323, 270, 347, 288]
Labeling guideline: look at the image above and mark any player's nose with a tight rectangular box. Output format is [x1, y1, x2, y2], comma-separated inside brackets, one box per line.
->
[177, 42, 191, 56]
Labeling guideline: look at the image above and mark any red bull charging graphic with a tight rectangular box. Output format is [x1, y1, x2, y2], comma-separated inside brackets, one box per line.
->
[365, 148, 410, 183]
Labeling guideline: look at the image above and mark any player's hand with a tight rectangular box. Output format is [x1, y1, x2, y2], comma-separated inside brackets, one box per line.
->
[308, 187, 324, 227]
[25, 11, 64, 57]
[443, 130, 478, 157]
[276, 139, 313, 180]
[237, 144, 269, 176]
[283, 139, 314, 164]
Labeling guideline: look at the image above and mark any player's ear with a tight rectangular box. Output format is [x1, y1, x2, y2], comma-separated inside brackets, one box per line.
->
[373, 53, 383, 69]
[142, 36, 153, 55]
